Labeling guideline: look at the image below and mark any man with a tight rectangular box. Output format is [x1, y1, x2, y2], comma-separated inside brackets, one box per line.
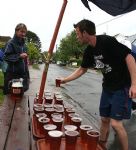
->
[60, 19, 136, 150]
[4, 23, 29, 95]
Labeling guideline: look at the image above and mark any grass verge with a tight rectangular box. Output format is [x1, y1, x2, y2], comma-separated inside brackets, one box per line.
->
[0, 71, 4, 105]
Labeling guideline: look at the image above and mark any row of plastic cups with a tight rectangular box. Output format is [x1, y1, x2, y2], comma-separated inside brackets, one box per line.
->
[34, 94, 63, 105]
[42, 126, 79, 150]
[43, 124, 78, 139]
[34, 106, 64, 117]
[36, 91, 52, 97]
[34, 103, 64, 110]
[44, 96, 64, 105]
[35, 90, 63, 100]
[45, 128, 99, 150]
[37, 117, 83, 134]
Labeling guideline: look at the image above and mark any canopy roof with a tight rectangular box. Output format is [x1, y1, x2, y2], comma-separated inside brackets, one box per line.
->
[81, 0, 136, 16]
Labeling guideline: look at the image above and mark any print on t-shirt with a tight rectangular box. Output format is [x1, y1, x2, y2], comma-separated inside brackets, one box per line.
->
[94, 54, 112, 74]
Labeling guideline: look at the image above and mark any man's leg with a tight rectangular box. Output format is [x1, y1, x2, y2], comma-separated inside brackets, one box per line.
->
[99, 117, 110, 149]
[111, 119, 128, 150]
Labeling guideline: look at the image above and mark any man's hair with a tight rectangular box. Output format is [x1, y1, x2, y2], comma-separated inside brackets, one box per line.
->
[15, 23, 27, 32]
[73, 19, 96, 35]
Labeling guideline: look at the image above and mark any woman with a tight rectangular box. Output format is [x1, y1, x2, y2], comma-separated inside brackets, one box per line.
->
[3, 23, 29, 95]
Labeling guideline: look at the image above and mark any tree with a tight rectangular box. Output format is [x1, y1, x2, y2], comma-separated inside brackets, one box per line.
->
[26, 31, 43, 64]
[27, 42, 41, 64]
[26, 31, 41, 51]
[55, 30, 86, 63]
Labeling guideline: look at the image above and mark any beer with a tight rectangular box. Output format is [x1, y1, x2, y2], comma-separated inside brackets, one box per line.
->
[51, 113, 63, 119]
[35, 113, 47, 127]
[52, 117, 64, 130]
[87, 130, 100, 150]
[44, 96, 53, 104]
[71, 117, 82, 131]
[65, 130, 79, 149]
[64, 125, 77, 131]
[10, 79, 24, 100]
[45, 107, 55, 118]
[33, 107, 44, 114]
[38, 117, 50, 134]
[48, 130, 63, 150]
[55, 78, 61, 87]
[68, 113, 80, 124]
[43, 124, 57, 139]
[80, 125, 93, 143]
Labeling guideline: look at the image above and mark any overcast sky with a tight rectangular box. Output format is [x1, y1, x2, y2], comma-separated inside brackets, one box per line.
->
[0, 0, 136, 51]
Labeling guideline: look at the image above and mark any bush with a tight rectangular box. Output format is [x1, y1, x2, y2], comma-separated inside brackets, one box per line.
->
[32, 64, 40, 70]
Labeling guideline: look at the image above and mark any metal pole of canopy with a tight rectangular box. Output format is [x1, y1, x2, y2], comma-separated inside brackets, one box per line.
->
[38, 0, 68, 103]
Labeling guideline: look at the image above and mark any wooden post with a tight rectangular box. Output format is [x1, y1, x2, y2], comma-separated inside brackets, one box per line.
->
[38, 0, 68, 103]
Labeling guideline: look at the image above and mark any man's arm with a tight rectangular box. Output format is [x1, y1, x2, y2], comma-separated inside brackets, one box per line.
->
[61, 67, 88, 83]
[126, 54, 136, 98]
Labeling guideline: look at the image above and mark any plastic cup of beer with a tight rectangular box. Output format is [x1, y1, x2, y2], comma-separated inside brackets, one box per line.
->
[56, 98, 63, 105]
[55, 108, 64, 116]
[52, 117, 64, 131]
[68, 113, 80, 124]
[36, 113, 47, 119]
[55, 78, 61, 87]
[33, 107, 44, 114]
[44, 103, 53, 109]
[51, 113, 63, 119]
[33, 103, 43, 108]
[64, 125, 77, 131]
[38, 117, 50, 134]
[87, 130, 100, 150]
[44, 90, 51, 97]
[71, 117, 82, 131]
[35, 113, 47, 126]
[48, 130, 63, 150]
[54, 104, 64, 110]
[45, 107, 55, 118]
[33, 103, 43, 113]
[45, 96, 53, 104]
[80, 125, 93, 143]
[65, 130, 79, 145]
[65, 108, 76, 124]
[43, 124, 57, 139]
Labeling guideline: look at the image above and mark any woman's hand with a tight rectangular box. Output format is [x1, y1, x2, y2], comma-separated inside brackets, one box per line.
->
[20, 53, 27, 59]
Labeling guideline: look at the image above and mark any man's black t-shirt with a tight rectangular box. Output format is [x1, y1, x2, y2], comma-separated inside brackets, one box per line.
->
[81, 35, 131, 91]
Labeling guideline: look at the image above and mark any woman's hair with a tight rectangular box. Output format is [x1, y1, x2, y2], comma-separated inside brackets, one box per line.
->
[73, 19, 96, 35]
[15, 23, 27, 32]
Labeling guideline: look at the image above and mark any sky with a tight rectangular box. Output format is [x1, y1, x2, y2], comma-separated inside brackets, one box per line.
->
[0, 0, 136, 52]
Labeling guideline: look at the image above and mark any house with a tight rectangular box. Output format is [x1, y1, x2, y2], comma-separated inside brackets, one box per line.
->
[114, 33, 136, 49]
[0, 36, 11, 48]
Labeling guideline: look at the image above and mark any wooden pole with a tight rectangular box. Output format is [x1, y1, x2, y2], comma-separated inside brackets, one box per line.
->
[38, 0, 68, 103]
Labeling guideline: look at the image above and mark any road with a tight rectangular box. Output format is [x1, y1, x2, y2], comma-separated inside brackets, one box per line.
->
[28, 64, 136, 150]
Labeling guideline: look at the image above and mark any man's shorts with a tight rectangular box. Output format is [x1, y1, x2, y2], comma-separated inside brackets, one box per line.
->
[99, 88, 132, 120]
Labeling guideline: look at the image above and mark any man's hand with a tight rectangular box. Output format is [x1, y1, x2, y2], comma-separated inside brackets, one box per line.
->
[129, 85, 136, 98]
[56, 77, 66, 84]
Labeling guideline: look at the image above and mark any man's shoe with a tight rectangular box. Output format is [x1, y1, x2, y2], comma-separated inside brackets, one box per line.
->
[132, 100, 136, 110]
